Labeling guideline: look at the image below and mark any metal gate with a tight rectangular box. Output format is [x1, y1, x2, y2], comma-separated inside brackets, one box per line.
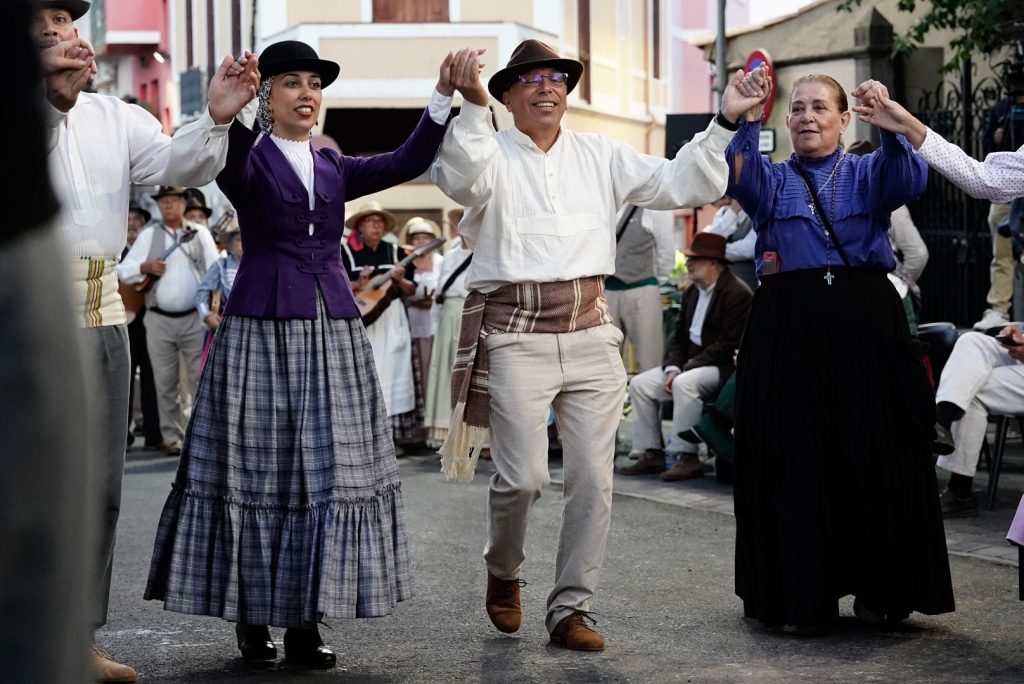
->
[908, 62, 1005, 326]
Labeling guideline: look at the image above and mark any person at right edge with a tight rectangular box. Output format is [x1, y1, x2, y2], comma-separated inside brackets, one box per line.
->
[725, 66, 954, 632]
[432, 41, 766, 651]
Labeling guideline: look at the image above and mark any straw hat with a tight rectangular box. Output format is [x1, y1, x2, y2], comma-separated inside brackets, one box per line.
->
[399, 216, 441, 245]
[345, 201, 397, 233]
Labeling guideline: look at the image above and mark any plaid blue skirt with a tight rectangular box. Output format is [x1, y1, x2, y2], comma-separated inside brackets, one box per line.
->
[144, 295, 411, 627]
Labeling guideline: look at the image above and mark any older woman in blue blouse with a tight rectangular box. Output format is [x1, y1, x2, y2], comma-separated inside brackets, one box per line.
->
[724, 68, 954, 631]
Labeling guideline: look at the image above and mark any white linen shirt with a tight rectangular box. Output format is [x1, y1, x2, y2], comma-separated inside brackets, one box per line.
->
[46, 92, 232, 258]
[917, 128, 1024, 203]
[688, 282, 716, 347]
[431, 101, 734, 293]
[117, 223, 220, 313]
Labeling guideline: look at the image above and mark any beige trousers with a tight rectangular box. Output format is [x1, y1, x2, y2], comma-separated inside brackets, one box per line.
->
[606, 285, 665, 373]
[987, 202, 1014, 313]
[143, 310, 205, 444]
[482, 323, 627, 632]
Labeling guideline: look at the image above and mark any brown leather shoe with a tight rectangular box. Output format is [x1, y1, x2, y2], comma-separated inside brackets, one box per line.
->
[550, 612, 605, 651]
[486, 571, 524, 633]
[161, 441, 182, 456]
[661, 453, 704, 481]
[92, 648, 137, 683]
[616, 451, 665, 476]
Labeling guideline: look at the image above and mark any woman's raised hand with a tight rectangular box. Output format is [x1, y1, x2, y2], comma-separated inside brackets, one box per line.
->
[851, 79, 927, 148]
[721, 64, 772, 124]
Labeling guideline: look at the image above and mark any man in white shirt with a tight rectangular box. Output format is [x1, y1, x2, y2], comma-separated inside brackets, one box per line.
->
[35, 2, 257, 680]
[433, 40, 766, 650]
[118, 186, 220, 452]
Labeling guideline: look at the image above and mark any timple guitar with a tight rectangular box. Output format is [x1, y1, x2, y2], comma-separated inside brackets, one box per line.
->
[133, 227, 199, 294]
[353, 237, 446, 325]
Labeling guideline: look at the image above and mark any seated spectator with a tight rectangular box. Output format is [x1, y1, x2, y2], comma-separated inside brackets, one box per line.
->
[618, 233, 751, 481]
[933, 325, 1024, 517]
[703, 195, 758, 291]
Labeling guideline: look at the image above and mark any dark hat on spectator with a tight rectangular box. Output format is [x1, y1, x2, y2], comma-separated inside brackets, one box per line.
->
[682, 233, 728, 263]
[151, 186, 190, 201]
[127, 202, 151, 224]
[259, 40, 340, 88]
[37, 1, 91, 20]
[488, 39, 584, 100]
[183, 188, 213, 218]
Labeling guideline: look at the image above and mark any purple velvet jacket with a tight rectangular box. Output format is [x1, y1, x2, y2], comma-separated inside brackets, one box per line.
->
[217, 108, 446, 320]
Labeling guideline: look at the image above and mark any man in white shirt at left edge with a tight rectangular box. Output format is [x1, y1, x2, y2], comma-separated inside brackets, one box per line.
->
[33, 2, 258, 681]
[432, 41, 767, 652]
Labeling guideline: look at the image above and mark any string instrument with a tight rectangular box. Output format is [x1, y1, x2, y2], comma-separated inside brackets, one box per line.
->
[353, 237, 446, 325]
[133, 227, 199, 294]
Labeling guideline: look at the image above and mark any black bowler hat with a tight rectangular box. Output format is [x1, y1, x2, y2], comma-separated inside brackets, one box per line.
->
[36, 0, 90, 20]
[258, 40, 340, 88]
[487, 39, 584, 101]
[183, 188, 212, 218]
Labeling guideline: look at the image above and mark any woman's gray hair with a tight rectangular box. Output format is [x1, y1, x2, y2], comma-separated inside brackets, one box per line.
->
[255, 76, 275, 134]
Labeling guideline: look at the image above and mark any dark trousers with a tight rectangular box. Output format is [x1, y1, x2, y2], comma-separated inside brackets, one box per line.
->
[128, 310, 161, 444]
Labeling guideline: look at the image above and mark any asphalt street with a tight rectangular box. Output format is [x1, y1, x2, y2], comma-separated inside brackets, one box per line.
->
[99, 449, 1024, 683]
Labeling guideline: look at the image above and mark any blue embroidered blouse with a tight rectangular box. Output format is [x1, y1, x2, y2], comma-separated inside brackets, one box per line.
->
[725, 120, 928, 276]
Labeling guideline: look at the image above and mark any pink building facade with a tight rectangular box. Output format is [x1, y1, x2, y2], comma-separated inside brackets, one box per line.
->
[95, 0, 172, 132]
[668, 0, 750, 114]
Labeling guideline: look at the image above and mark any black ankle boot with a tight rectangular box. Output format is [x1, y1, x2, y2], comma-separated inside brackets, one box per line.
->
[235, 623, 276, 661]
[284, 626, 335, 668]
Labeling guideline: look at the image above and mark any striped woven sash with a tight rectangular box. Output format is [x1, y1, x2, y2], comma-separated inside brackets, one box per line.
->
[439, 276, 612, 481]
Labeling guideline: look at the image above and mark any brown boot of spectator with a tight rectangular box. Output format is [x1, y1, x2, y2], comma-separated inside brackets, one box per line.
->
[661, 453, 703, 481]
[486, 571, 524, 633]
[616, 450, 665, 475]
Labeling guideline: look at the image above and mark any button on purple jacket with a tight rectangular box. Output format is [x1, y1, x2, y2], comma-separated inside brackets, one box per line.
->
[217, 108, 447, 320]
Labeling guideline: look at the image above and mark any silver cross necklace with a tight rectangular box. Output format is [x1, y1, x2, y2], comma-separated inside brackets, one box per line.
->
[806, 151, 844, 285]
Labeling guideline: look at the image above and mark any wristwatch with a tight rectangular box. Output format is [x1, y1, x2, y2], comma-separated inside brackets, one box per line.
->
[715, 110, 739, 131]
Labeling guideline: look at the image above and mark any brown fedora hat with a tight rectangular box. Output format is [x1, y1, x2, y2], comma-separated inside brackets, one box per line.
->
[487, 39, 584, 101]
[682, 233, 728, 262]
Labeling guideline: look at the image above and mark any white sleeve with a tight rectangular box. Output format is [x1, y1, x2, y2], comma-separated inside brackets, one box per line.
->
[917, 128, 1024, 203]
[428, 89, 454, 126]
[724, 222, 757, 262]
[888, 206, 929, 281]
[116, 227, 153, 283]
[126, 103, 232, 187]
[644, 210, 677, 283]
[704, 206, 738, 237]
[612, 119, 734, 210]
[431, 100, 498, 207]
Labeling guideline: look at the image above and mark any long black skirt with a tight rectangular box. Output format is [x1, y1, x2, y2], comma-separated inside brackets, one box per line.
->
[733, 267, 954, 627]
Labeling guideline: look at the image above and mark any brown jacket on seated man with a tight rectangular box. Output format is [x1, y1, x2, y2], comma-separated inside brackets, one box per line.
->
[621, 233, 752, 481]
[664, 251, 752, 390]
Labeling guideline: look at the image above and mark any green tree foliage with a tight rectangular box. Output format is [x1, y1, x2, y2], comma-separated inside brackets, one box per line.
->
[838, 0, 1024, 72]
